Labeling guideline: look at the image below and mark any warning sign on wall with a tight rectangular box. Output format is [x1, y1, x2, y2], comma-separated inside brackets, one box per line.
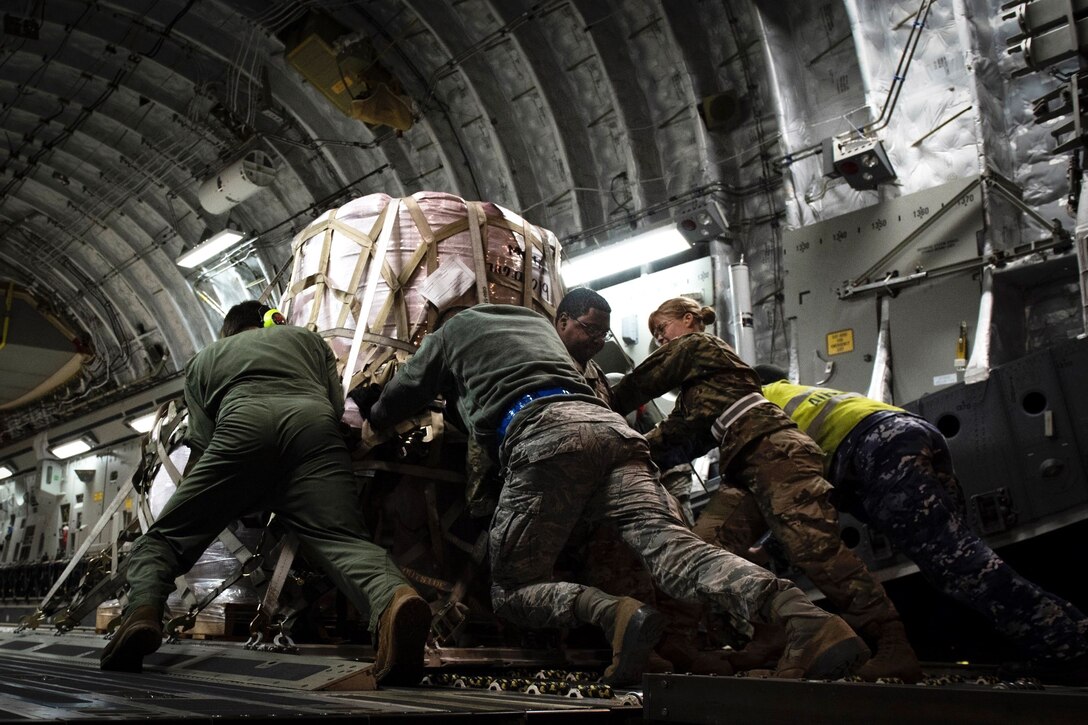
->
[826, 329, 854, 356]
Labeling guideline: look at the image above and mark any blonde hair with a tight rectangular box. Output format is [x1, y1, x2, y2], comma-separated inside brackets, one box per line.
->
[648, 297, 716, 334]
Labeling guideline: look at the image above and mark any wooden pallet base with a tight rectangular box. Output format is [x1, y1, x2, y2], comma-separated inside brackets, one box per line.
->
[96, 602, 258, 639]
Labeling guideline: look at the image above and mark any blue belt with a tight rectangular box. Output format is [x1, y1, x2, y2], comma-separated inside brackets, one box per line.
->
[497, 387, 571, 442]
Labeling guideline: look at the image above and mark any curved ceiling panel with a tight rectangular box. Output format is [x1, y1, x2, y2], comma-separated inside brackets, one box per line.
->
[0, 0, 779, 445]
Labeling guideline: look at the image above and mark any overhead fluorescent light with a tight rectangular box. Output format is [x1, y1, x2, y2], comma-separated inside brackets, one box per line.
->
[176, 229, 252, 269]
[0, 464, 13, 480]
[562, 225, 691, 286]
[49, 436, 95, 460]
[126, 412, 158, 434]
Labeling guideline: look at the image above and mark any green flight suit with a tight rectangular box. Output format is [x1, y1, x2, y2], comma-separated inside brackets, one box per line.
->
[124, 324, 409, 631]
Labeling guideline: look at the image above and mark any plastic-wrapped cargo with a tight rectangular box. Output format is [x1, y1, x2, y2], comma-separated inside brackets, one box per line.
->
[280, 191, 564, 394]
[278, 191, 566, 647]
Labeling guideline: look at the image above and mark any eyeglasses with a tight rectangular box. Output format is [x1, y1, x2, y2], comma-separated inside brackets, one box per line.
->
[652, 313, 691, 344]
[652, 317, 679, 344]
[573, 317, 614, 341]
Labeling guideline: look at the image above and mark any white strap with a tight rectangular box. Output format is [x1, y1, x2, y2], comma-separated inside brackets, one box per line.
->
[342, 198, 401, 395]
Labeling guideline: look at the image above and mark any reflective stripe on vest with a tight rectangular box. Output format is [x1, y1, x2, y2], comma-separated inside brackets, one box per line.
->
[789, 390, 862, 443]
[782, 388, 817, 417]
[711, 392, 773, 442]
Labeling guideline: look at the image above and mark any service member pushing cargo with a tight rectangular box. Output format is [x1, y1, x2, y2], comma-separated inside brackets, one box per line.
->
[102, 301, 429, 685]
[610, 297, 920, 681]
[553, 288, 730, 675]
[753, 365, 1088, 685]
[362, 303, 870, 685]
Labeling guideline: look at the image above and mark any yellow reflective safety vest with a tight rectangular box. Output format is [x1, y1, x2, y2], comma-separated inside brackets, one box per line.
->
[762, 381, 903, 460]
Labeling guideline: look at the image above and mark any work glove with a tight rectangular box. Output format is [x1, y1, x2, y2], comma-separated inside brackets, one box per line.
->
[348, 383, 383, 421]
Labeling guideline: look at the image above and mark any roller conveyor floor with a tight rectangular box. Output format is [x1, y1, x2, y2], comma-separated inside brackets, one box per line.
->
[0, 628, 636, 723]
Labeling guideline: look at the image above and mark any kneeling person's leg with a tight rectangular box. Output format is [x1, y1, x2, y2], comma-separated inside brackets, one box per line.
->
[489, 449, 598, 630]
[602, 443, 870, 679]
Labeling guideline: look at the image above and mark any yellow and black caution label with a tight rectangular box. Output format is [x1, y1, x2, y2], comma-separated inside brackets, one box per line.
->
[826, 329, 854, 356]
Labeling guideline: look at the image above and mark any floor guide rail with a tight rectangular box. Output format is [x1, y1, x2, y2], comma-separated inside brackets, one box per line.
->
[643, 672, 1088, 725]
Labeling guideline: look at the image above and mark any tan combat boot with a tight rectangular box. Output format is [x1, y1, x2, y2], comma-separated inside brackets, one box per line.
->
[601, 597, 667, 686]
[725, 622, 787, 672]
[771, 589, 870, 679]
[373, 585, 431, 686]
[100, 605, 164, 673]
[856, 620, 923, 682]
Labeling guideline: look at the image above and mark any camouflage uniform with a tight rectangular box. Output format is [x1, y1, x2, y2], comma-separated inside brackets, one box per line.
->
[660, 464, 695, 527]
[612, 332, 900, 634]
[493, 401, 793, 628]
[570, 357, 655, 607]
[370, 307, 800, 632]
[834, 413, 1088, 660]
[572, 359, 704, 646]
[586, 357, 695, 524]
[582, 359, 616, 410]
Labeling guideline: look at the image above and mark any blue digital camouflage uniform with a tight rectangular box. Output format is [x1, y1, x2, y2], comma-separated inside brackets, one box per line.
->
[833, 413, 1088, 661]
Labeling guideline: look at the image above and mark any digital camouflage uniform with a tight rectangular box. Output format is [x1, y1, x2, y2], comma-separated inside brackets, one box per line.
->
[585, 358, 694, 522]
[763, 381, 1088, 661]
[573, 359, 704, 647]
[125, 324, 410, 632]
[582, 359, 616, 410]
[611, 332, 900, 634]
[659, 465, 696, 527]
[369, 306, 800, 631]
[570, 358, 655, 605]
[581, 358, 692, 517]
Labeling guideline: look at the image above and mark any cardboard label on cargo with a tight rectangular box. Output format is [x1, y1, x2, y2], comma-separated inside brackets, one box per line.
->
[826, 329, 854, 356]
[420, 257, 476, 308]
